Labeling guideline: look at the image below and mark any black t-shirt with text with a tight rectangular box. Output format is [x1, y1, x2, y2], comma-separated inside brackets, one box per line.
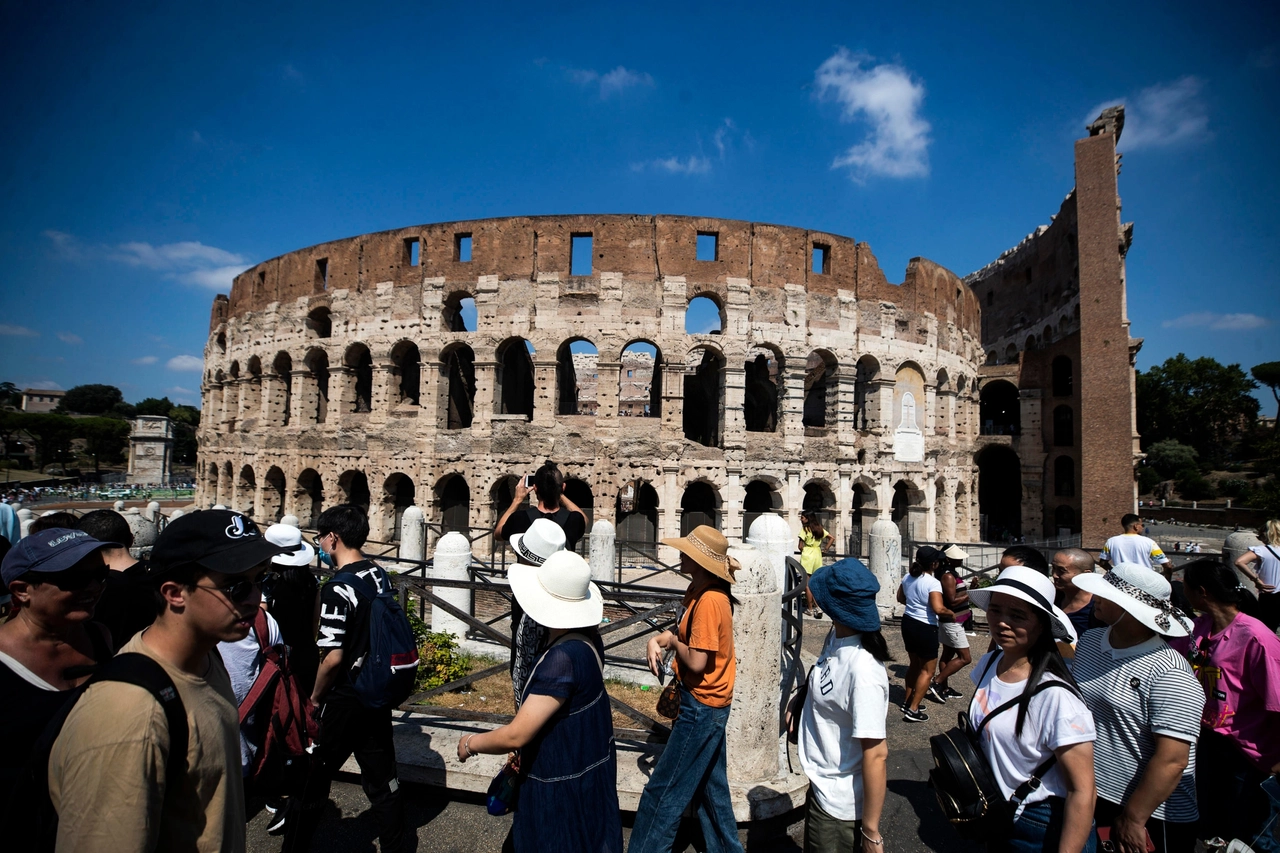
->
[317, 559, 388, 696]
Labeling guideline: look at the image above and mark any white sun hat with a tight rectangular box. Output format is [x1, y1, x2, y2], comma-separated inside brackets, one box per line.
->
[508, 550, 604, 629]
[1072, 562, 1192, 637]
[509, 518, 567, 566]
[943, 544, 969, 561]
[265, 523, 315, 567]
[968, 565, 1078, 644]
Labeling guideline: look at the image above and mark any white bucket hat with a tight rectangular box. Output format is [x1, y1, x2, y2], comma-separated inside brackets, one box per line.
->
[1072, 562, 1192, 637]
[508, 550, 604, 629]
[509, 518, 566, 566]
[265, 523, 315, 567]
[968, 565, 1078, 644]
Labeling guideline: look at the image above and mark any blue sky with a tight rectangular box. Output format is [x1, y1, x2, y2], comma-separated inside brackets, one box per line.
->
[1, 1, 1277, 411]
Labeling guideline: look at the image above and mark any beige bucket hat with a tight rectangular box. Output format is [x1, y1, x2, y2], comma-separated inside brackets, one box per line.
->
[661, 525, 740, 584]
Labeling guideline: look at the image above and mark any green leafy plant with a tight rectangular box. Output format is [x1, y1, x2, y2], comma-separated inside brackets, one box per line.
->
[404, 604, 472, 692]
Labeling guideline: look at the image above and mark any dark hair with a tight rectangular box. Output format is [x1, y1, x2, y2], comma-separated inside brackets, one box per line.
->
[1121, 513, 1141, 529]
[29, 512, 81, 535]
[316, 504, 370, 549]
[909, 558, 938, 578]
[78, 509, 134, 549]
[1183, 559, 1258, 616]
[151, 563, 207, 615]
[1002, 545, 1049, 574]
[1011, 608, 1079, 737]
[860, 629, 893, 663]
[0, 535, 10, 566]
[534, 460, 563, 506]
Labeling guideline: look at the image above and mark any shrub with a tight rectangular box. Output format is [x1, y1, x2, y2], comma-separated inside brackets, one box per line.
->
[1176, 472, 1216, 502]
[417, 630, 471, 692]
[1219, 479, 1250, 499]
[1137, 467, 1162, 495]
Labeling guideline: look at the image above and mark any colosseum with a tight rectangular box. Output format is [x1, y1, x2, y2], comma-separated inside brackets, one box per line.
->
[197, 108, 1138, 553]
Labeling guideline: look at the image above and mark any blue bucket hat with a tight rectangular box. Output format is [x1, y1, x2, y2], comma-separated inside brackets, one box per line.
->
[2, 528, 119, 586]
[808, 557, 881, 632]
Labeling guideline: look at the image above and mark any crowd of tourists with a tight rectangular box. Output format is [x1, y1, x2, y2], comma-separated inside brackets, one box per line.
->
[1, 468, 1278, 853]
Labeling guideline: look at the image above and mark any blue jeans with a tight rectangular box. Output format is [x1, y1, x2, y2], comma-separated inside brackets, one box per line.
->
[995, 798, 1096, 853]
[629, 688, 744, 853]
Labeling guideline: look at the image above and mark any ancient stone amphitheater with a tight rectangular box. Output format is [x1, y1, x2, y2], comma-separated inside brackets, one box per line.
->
[197, 214, 989, 553]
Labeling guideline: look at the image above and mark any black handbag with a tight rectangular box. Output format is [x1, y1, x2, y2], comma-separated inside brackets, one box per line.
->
[928, 656, 1069, 839]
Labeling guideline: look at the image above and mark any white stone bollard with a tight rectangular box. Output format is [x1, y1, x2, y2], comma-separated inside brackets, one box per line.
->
[281, 514, 300, 529]
[399, 506, 426, 565]
[113, 500, 126, 512]
[746, 513, 793, 593]
[17, 508, 34, 539]
[168, 509, 184, 522]
[124, 507, 159, 551]
[1224, 529, 1263, 588]
[431, 532, 473, 641]
[588, 519, 616, 585]
[725, 543, 783, 786]
[869, 518, 903, 617]
[145, 501, 161, 522]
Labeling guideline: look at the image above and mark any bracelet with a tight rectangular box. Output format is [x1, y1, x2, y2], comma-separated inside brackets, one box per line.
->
[862, 833, 883, 846]
[464, 735, 477, 757]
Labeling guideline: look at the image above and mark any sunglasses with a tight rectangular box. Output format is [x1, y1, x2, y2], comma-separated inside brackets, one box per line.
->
[198, 572, 278, 603]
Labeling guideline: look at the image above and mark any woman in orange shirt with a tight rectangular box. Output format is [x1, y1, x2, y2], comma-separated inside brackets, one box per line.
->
[630, 525, 744, 853]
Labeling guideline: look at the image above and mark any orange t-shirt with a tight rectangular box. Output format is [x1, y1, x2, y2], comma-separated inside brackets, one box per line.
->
[674, 582, 736, 708]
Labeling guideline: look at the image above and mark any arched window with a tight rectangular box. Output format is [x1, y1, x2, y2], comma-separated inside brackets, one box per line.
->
[383, 473, 415, 541]
[742, 480, 782, 535]
[1054, 505, 1077, 534]
[441, 344, 476, 429]
[744, 347, 781, 433]
[391, 341, 421, 407]
[891, 480, 923, 541]
[680, 482, 721, 535]
[557, 339, 598, 416]
[616, 480, 659, 551]
[683, 347, 725, 448]
[854, 356, 880, 430]
[685, 295, 723, 334]
[1052, 356, 1073, 397]
[237, 465, 256, 515]
[495, 338, 534, 420]
[1054, 456, 1075, 497]
[621, 342, 660, 417]
[1053, 405, 1074, 447]
[263, 466, 286, 523]
[443, 291, 476, 332]
[803, 482, 836, 527]
[976, 447, 1022, 541]
[980, 381, 1020, 436]
[306, 307, 331, 338]
[272, 352, 292, 426]
[438, 475, 470, 536]
[295, 469, 324, 528]
[344, 344, 373, 413]
[563, 479, 594, 549]
[304, 349, 329, 424]
[245, 356, 262, 421]
[338, 470, 371, 510]
[803, 350, 839, 429]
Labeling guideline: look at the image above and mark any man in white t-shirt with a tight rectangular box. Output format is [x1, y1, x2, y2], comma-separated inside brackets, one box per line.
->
[1100, 514, 1171, 579]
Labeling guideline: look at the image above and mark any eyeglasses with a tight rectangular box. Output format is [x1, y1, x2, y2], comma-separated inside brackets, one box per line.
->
[311, 533, 331, 550]
[197, 572, 277, 603]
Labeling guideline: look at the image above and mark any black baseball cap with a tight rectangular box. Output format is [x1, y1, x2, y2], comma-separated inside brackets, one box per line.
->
[915, 545, 945, 565]
[150, 510, 291, 576]
[2, 528, 119, 586]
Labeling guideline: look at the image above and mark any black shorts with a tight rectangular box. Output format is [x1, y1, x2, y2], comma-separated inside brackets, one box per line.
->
[901, 616, 940, 659]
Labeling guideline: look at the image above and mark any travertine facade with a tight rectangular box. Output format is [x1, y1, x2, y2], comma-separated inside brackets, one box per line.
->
[197, 112, 1136, 550]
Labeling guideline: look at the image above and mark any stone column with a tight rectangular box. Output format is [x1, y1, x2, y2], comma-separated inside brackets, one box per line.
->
[471, 359, 498, 439]
[722, 364, 746, 451]
[869, 518, 902, 616]
[746, 513, 793, 594]
[431, 532, 473, 640]
[588, 518, 615, 584]
[725, 543, 782, 785]
[399, 506, 426, 566]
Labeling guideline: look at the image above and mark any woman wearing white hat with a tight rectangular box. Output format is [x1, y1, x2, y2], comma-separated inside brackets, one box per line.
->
[263, 522, 319, 694]
[967, 566, 1097, 852]
[1070, 563, 1200, 853]
[455, 551, 619, 853]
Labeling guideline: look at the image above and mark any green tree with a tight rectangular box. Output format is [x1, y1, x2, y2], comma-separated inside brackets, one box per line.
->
[58, 384, 125, 415]
[20, 413, 78, 470]
[1136, 355, 1260, 465]
[134, 397, 176, 417]
[1145, 439, 1199, 479]
[1253, 361, 1280, 431]
[77, 417, 131, 475]
[0, 381, 19, 409]
[169, 405, 201, 465]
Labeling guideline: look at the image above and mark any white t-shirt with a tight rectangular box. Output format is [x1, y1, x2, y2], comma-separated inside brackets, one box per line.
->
[218, 611, 282, 771]
[1249, 545, 1280, 596]
[1100, 533, 1169, 570]
[798, 631, 890, 820]
[901, 573, 943, 625]
[968, 651, 1096, 809]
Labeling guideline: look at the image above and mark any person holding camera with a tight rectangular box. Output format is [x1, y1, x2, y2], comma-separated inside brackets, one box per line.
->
[495, 460, 588, 552]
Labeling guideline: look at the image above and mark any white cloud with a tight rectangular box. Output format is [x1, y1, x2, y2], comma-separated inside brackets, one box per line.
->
[44, 232, 251, 292]
[167, 355, 204, 371]
[131, 356, 159, 365]
[1162, 311, 1271, 331]
[814, 48, 931, 179]
[0, 324, 38, 337]
[1086, 76, 1209, 150]
[632, 155, 712, 175]
[42, 229, 82, 260]
[112, 241, 246, 269]
[567, 65, 654, 98]
[179, 264, 253, 291]
[166, 386, 196, 396]
[56, 332, 83, 345]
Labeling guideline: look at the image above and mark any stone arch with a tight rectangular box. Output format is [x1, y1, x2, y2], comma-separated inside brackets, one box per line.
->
[803, 349, 839, 430]
[303, 347, 330, 424]
[1052, 356, 1073, 397]
[685, 293, 724, 334]
[338, 469, 371, 510]
[1054, 504, 1077, 535]
[490, 475, 525, 530]
[854, 355, 880, 430]
[680, 480, 721, 535]
[1053, 405, 1074, 447]
[382, 473, 416, 541]
[564, 478, 594, 544]
[616, 479, 659, 550]
[1004, 343, 1018, 363]
[976, 446, 1021, 541]
[743, 479, 783, 534]
[890, 479, 926, 542]
[1042, 325, 1054, 345]
[306, 306, 331, 338]
[440, 342, 476, 429]
[229, 360, 240, 380]
[343, 343, 374, 413]
[893, 362, 927, 461]
[1054, 455, 1075, 497]
[495, 337, 534, 420]
[744, 344, 783, 433]
[850, 477, 877, 555]
[263, 466, 286, 523]
[389, 340, 421, 407]
[1024, 334, 1037, 352]
[295, 468, 324, 528]
[236, 464, 256, 516]
[557, 338, 598, 416]
[683, 345, 725, 448]
[435, 473, 471, 536]
[243, 356, 262, 421]
[443, 290, 476, 332]
[271, 351, 293, 426]
[620, 341, 660, 418]
[980, 380, 1019, 436]
[215, 330, 226, 353]
[207, 461, 221, 505]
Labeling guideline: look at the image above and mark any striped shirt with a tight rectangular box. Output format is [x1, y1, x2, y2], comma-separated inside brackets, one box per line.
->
[1071, 627, 1203, 822]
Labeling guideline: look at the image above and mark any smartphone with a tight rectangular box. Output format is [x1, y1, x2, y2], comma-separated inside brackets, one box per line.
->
[522, 474, 534, 489]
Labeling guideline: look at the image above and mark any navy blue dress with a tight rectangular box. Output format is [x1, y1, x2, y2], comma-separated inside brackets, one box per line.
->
[515, 637, 622, 853]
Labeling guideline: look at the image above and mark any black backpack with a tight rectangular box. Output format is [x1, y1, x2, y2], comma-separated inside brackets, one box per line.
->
[6, 653, 188, 852]
[928, 655, 1070, 840]
[331, 565, 420, 709]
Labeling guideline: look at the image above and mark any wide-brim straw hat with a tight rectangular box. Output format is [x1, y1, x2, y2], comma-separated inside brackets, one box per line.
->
[508, 550, 604, 629]
[265, 523, 316, 567]
[509, 518, 567, 566]
[968, 566, 1078, 644]
[1072, 562, 1192, 637]
[661, 525, 740, 584]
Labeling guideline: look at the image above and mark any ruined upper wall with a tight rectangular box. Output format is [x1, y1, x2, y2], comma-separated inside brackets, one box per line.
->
[220, 215, 981, 337]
